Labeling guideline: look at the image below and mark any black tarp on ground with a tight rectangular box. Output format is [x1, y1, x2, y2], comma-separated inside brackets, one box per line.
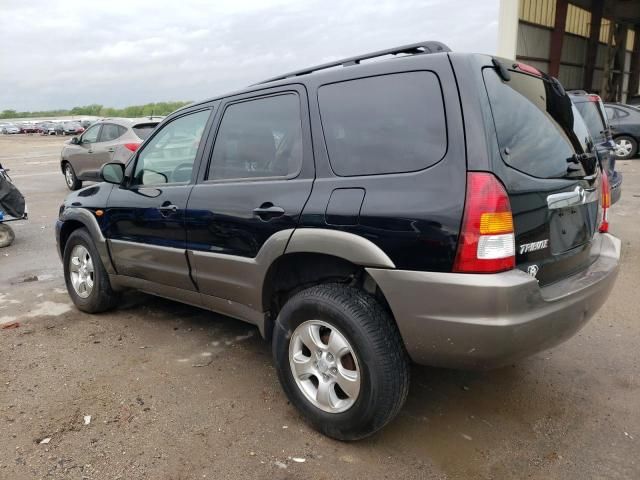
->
[0, 167, 25, 218]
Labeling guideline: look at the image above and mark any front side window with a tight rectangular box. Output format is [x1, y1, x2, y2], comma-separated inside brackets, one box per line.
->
[208, 94, 303, 181]
[81, 125, 100, 143]
[318, 72, 447, 176]
[133, 110, 210, 186]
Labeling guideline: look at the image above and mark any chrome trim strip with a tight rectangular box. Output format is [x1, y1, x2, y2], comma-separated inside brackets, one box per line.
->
[547, 186, 599, 210]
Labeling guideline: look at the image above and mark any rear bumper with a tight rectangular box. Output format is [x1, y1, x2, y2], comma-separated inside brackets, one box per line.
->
[367, 233, 621, 369]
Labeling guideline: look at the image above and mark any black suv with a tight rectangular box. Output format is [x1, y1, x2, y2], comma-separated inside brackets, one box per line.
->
[56, 42, 620, 440]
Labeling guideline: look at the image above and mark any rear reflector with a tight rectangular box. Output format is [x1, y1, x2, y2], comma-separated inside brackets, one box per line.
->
[599, 170, 610, 233]
[124, 143, 141, 152]
[453, 172, 516, 273]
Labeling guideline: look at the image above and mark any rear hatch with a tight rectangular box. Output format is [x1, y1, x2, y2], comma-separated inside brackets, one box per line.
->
[482, 65, 603, 285]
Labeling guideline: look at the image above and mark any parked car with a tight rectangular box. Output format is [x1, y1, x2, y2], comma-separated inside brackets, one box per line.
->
[19, 123, 38, 134]
[53, 123, 65, 136]
[55, 42, 620, 440]
[1, 124, 21, 134]
[60, 117, 161, 190]
[569, 91, 622, 204]
[604, 102, 640, 159]
[37, 122, 58, 135]
[62, 122, 85, 136]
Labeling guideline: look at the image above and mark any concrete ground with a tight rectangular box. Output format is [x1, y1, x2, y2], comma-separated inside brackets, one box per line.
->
[0, 135, 638, 480]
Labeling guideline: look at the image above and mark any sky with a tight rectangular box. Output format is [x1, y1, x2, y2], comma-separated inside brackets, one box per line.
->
[0, 0, 499, 111]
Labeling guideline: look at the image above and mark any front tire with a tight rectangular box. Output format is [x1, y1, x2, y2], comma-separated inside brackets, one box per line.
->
[614, 135, 638, 159]
[0, 224, 15, 248]
[272, 283, 410, 441]
[63, 228, 118, 313]
[63, 162, 82, 191]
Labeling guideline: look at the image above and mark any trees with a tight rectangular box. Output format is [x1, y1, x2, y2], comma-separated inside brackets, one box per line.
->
[0, 101, 190, 120]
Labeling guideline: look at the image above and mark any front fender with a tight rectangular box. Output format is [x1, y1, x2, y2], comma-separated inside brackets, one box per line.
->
[57, 207, 116, 274]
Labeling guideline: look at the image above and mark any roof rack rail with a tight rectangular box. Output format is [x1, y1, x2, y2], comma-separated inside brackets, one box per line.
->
[256, 40, 451, 85]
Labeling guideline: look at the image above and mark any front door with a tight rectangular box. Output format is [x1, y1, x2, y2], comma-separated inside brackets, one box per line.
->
[186, 88, 314, 306]
[67, 124, 101, 179]
[105, 108, 213, 291]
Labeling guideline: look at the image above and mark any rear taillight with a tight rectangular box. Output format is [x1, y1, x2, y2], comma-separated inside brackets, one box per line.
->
[124, 143, 141, 152]
[587, 94, 602, 103]
[453, 172, 515, 273]
[599, 170, 611, 233]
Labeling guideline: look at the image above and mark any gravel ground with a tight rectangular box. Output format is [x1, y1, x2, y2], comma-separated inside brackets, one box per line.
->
[0, 135, 639, 479]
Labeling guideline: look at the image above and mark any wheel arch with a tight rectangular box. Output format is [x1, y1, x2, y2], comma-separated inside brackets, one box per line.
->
[58, 208, 115, 274]
[261, 248, 394, 341]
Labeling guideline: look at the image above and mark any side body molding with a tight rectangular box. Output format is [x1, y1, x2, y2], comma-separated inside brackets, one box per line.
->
[285, 229, 396, 269]
[59, 208, 116, 274]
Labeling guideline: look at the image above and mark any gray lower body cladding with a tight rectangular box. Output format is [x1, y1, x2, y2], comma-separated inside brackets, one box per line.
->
[367, 233, 620, 369]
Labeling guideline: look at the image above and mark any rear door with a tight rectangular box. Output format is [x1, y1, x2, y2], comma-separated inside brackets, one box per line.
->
[186, 86, 314, 304]
[483, 67, 602, 285]
[83, 123, 125, 176]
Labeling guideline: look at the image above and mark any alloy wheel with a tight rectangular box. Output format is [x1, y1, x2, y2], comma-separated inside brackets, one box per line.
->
[69, 245, 94, 298]
[615, 138, 633, 157]
[65, 165, 75, 188]
[289, 319, 361, 413]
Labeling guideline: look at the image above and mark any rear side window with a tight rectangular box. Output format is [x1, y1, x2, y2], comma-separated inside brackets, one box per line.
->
[574, 101, 606, 143]
[483, 69, 591, 179]
[208, 94, 303, 181]
[133, 123, 158, 140]
[100, 123, 125, 142]
[318, 72, 447, 176]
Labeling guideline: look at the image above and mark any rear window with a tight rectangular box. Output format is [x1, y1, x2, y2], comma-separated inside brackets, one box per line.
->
[318, 71, 447, 176]
[133, 123, 159, 140]
[574, 101, 606, 143]
[483, 68, 592, 179]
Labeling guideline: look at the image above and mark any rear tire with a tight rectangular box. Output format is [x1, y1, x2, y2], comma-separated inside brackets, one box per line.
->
[63, 162, 82, 191]
[0, 224, 15, 248]
[63, 228, 118, 313]
[272, 283, 410, 441]
[614, 135, 638, 160]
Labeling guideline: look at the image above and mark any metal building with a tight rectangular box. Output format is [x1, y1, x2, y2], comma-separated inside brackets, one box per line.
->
[498, 0, 640, 102]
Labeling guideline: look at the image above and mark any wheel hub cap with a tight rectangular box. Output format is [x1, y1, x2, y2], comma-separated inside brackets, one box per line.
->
[289, 320, 361, 413]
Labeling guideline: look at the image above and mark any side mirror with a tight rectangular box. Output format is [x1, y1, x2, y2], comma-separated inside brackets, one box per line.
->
[70, 136, 79, 145]
[100, 162, 125, 185]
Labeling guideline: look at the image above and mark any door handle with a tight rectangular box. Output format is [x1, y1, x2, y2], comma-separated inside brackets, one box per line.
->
[88, 149, 93, 154]
[253, 203, 285, 220]
[107, 148, 115, 153]
[158, 204, 179, 216]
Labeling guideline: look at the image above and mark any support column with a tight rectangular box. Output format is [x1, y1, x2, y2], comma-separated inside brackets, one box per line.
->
[497, 0, 520, 60]
[549, 0, 569, 77]
[583, 0, 604, 91]
[629, 25, 640, 98]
